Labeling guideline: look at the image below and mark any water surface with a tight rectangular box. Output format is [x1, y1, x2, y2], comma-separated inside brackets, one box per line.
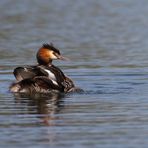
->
[1, 0, 148, 147]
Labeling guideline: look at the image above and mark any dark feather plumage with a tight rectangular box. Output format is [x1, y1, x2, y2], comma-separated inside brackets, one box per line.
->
[42, 43, 60, 55]
[13, 66, 48, 81]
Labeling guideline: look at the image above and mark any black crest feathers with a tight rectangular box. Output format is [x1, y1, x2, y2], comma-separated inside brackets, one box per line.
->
[42, 43, 60, 55]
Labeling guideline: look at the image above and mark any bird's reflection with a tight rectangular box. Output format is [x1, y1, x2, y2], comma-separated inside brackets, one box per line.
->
[13, 91, 65, 126]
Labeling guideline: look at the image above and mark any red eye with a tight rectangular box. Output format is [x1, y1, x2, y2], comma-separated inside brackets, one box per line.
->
[53, 52, 59, 57]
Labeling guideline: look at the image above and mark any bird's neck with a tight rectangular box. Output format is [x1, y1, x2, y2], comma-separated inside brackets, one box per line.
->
[38, 59, 53, 66]
[47, 59, 52, 66]
[47, 62, 52, 67]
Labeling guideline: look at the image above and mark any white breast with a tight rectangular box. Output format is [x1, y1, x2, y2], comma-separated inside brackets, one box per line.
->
[44, 69, 58, 85]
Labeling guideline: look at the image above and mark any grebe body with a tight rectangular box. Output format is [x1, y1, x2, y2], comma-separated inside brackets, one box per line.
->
[10, 44, 81, 93]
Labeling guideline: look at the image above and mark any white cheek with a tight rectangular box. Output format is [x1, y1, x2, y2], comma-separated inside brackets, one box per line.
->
[51, 54, 58, 59]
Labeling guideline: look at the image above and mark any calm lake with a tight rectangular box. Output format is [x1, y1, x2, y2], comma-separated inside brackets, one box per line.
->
[1, 0, 148, 147]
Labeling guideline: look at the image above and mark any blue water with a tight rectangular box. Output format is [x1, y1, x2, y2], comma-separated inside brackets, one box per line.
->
[1, 0, 148, 147]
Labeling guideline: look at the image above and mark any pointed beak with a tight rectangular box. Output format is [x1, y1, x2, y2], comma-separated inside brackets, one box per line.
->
[57, 55, 70, 61]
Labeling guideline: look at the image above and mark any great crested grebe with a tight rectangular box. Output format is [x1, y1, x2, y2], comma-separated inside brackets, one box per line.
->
[10, 43, 82, 93]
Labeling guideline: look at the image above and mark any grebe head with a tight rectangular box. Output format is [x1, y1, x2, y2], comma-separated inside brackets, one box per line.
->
[36, 43, 68, 65]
